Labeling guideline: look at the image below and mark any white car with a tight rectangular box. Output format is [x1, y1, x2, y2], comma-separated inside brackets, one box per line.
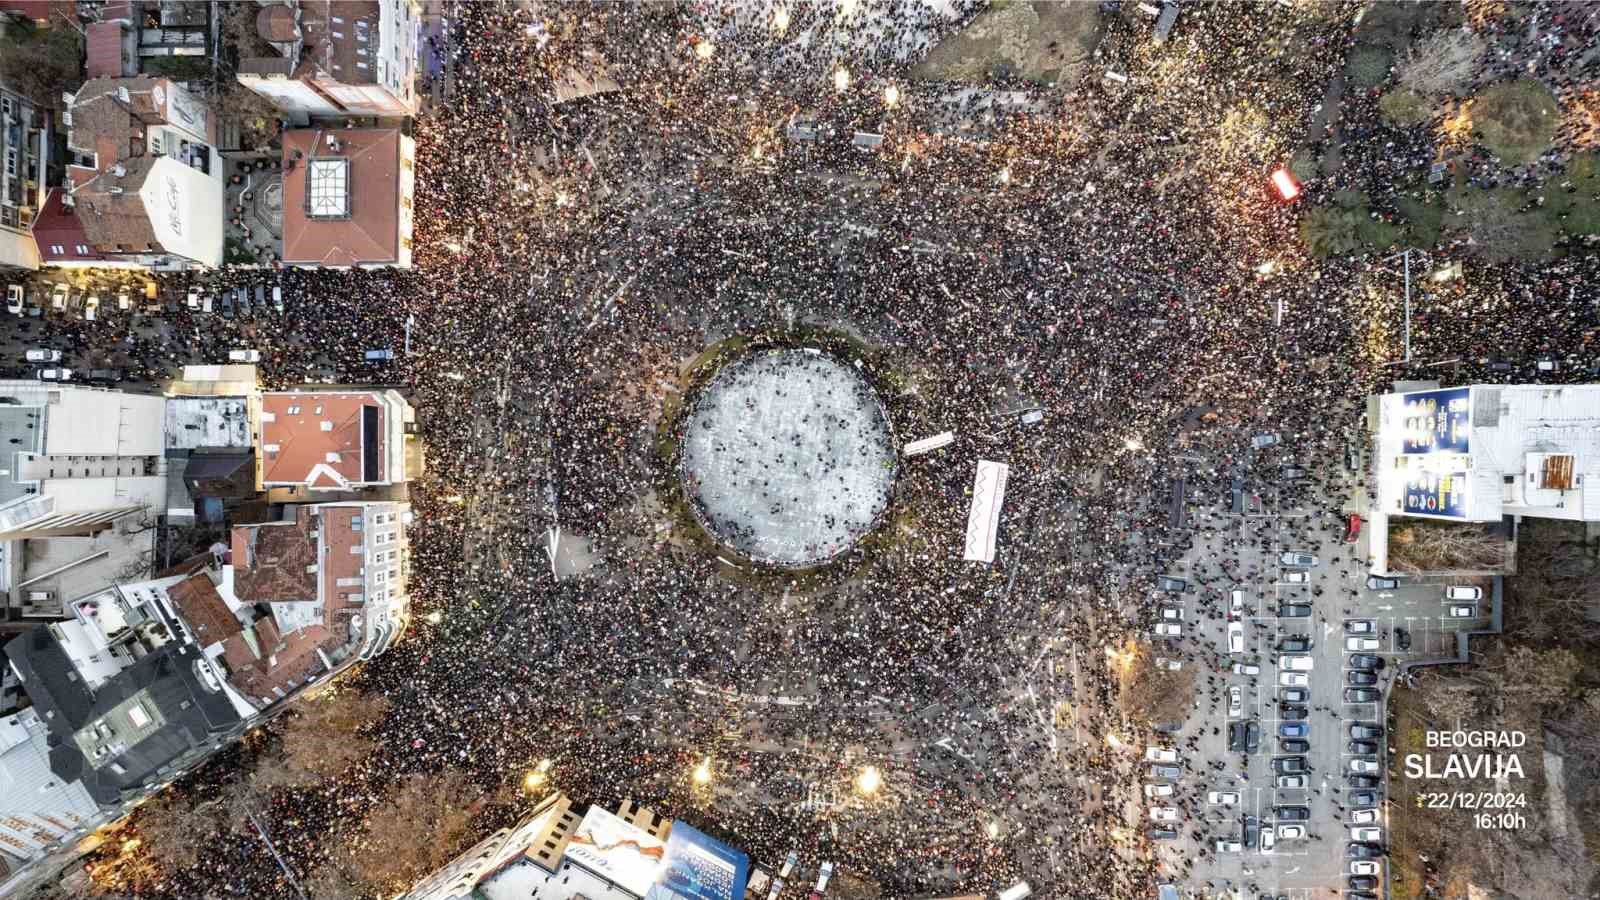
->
[1144, 783, 1174, 799]
[1275, 774, 1306, 789]
[1159, 606, 1183, 621]
[228, 349, 263, 363]
[51, 283, 68, 310]
[36, 367, 72, 381]
[1259, 827, 1276, 853]
[1144, 747, 1179, 763]
[1275, 824, 1306, 840]
[25, 348, 61, 363]
[117, 289, 131, 310]
[1214, 838, 1242, 853]
[1447, 605, 1477, 618]
[1349, 826, 1384, 843]
[1149, 806, 1181, 823]
[1207, 791, 1240, 806]
[1345, 619, 1377, 634]
[1350, 861, 1381, 876]
[1282, 571, 1309, 584]
[83, 294, 99, 320]
[1153, 622, 1182, 638]
[1446, 585, 1482, 601]
[1228, 620, 1245, 654]
[5, 284, 22, 314]
[1279, 654, 1315, 671]
[1349, 758, 1380, 774]
[1349, 809, 1379, 825]
[1228, 685, 1243, 717]
[187, 286, 202, 309]
[1278, 672, 1309, 688]
[815, 861, 834, 894]
[1154, 656, 1182, 671]
[1231, 662, 1260, 675]
[1230, 588, 1247, 615]
[1346, 637, 1381, 651]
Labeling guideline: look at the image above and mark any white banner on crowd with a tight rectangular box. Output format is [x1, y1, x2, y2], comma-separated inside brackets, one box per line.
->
[964, 460, 1010, 564]
[903, 432, 955, 457]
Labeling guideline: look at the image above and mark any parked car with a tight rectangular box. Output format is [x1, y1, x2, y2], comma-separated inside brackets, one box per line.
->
[1154, 657, 1182, 671]
[1346, 670, 1378, 686]
[1345, 637, 1381, 652]
[1278, 722, 1309, 738]
[1348, 774, 1381, 790]
[779, 851, 797, 878]
[1281, 465, 1305, 480]
[1279, 551, 1318, 567]
[35, 367, 72, 381]
[365, 348, 397, 361]
[1229, 588, 1247, 616]
[1276, 824, 1307, 840]
[1156, 575, 1189, 592]
[228, 349, 263, 363]
[1345, 687, 1381, 703]
[1228, 620, 1245, 653]
[1278, 672, 1309, 688]
[1279, 654, 1314, 671]
[25, 348, 61, 363]
[1251, 432, 1279, 448]
[1348, 654, 1384, 670]
[1279, 705, 1308, 721]
[5, 284, 22, 314]
[1281, 571, 1309, 584]
[1149, 806, 1180, 822]
[1278, 738, 1310, 753]
[1241, 815, 1259, 848]
[1350, 809, 1380, 825]
[1277, 635, 1312, 652]
[1346, 842, 1384, 859]
[1365, 575, 1398, 590]
[186, 286, 201, 309]
[1348, 826, 1384, 843]
[1348, 758, 1380, 774]
[1144, 783, 1174, 799]
[1345, 440, 1362, 471]
[1345, 619, 1376, 634]
[1279, 687, 1309, 704]
[815, 861, 834, 894]
[1228, 685, 1243, 717]
[1227, 721, 1260, 752]
[272, 284, 284, 311]
[117, 289, 131, 311]
[1153, 622, 1182, 638]
[1396, 627, 1412, 651]
[1144, 747, 1178, 763]
[1274, 806, 1311, 821]
[86, 369, 122, 385]
[1231, 662, 1260, 676]
[1349, 860, 1381, 877]
[1343, 513, 1363, 542]
[1274, 774, 1307, 789]
[1447, 605, 1477, 618]
[1271, 756, 1307, 774]
[1278, 603, 1312, 617]
[1446, 585, 1482, 601]
[1207, 791, 1240, 806]
[1147, 828, 1179, 840]
[1348, 740, 1379, 755]
[1214, 838, 1243, 853]
[1349, 875, 1379, 892]
[220, 290, 236, 319]
[1349, 723, 1384, 740]
[1350, 791, 1380, 809]
[1159, 606, 1183, 620]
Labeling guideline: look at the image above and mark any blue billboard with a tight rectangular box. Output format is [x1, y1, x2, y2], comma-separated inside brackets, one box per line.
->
[1403, 471, 1469, 518]
[1401, 387, 1471, 455]
[645, 821, 750, 900]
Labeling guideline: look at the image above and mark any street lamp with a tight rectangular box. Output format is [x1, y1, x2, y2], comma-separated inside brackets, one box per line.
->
[424, 610, 443, 625]
[834, 67, 851, 93]
[986, 821, 1000, 840]
[524, 758, 552, 791]
[855, 765, 881, 795]
[883, 84, 900, 108]
[772, 6, 789, 33]
[694, 40, 715, 61]
[998, 166, 1012, 185]
[692, 757, 713, 785]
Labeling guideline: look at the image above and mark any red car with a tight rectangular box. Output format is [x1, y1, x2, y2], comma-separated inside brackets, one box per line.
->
[1343, 514, 1363, 543]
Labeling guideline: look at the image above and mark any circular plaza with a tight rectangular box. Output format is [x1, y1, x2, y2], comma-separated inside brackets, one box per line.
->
[679, 348, 897, 568]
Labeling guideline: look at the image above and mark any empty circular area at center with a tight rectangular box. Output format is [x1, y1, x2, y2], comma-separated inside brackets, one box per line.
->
[680, 349, 896, 567]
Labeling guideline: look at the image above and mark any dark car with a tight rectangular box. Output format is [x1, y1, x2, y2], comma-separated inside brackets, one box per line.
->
[1350, 791, 1380, 809]
[1276, 635, 1312, 652]
[1348, 740, 1379, 755]
[1152, 721, 1184, 734]
[220, 290, 236, 319]
[1279, 687, 1309, 704]
[1148, 828, 1179, 840]
[1279, 705, 1308, 721]
[1242, 815, 1259, 847]
[1348, 654, 1384, 670]
[1281, 465, 1305, 480]
[1148, 764, 1182, 780]
[1230, 721, 1261, 752]
[1347, 670, 1378, 686]
[1365, 575, 1398, 590]
[1271, 756, 1307, 774]
[1349, 723, 1384, 740]
[1348, 894, 1379, 900]
[1348, 774, 1381, 789]
[1278, 722, 1309, 738]
[1395, 627, 1412, 651]
[1274, 805, 1311, 821]
[1346, 842, 1384, 859]
[1349, 876, 1379, 891]
[1345, 687, 1380, 703]
[1278, 603, 1312, 618]
[1156, 575, 1189, 593]
[86, 368, 122, 384]
[1278, 738, 1310, 753]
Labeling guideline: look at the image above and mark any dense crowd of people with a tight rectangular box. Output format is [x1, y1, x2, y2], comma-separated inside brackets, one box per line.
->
[9, 1, 1600, 898]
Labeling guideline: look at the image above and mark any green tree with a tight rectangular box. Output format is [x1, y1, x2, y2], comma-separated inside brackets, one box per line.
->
[1346, 45, 1394, 89]
[0, 25, 83, 108]
[1380, 88, 1434, 126]
[1470, 78, 1558, 165]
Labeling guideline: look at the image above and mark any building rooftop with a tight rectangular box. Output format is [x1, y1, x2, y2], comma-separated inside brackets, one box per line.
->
[280, 128, 410, 267]
[164, 397, 252, 452]
[0, 707, 101, 864]
[231, 511, 318, 605]
[260, 391, 385, 488]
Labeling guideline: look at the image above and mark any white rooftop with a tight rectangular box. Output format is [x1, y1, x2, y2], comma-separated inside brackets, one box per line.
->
[165, 397, 252, 450]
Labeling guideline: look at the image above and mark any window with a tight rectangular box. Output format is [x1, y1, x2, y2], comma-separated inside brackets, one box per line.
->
[49, 244, 64, 254]
[305, 159, 351, 219]
[286, 405, 301, 415]
[127, 705, 151, 728]
[75, 244, 89, 255]
[3, 149, 15, 176]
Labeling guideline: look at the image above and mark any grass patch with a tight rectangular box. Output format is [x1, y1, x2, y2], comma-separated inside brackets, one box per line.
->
[1298, 191, 1400, 258]
[1445, 185, 1559, 262]
[1541, 152, 1600, 237]
[1288, 147, 1321, 182]
[1346, 44, 1394, 89]
[1395, 191, 1445, 247]
[1471, 78, 1559, 165]
[1380, 88, 1435, 126]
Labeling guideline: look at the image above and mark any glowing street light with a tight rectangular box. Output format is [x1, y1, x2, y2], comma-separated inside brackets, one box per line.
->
[771, 6, 789, 33]
[998, 166, 1012, 185]
[524, 758, 552, 791]
[883, 84, 900, 108]
[424, 610, 443, 625]
[1255, 260, 1278, 275]
[855, 765, 881, 795]
[985, 821, 1000, 840]
[834, 67, 851, 93]
[694, 40, 715, 61]
[692, 757, 713, 784]
[1123, 437, 1144, 452]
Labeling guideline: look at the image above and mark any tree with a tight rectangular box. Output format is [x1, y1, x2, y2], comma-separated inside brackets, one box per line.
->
[1345, 45, 1394, 89]
[1388, 520, 1507, 573]
[257, 690, 391, 786]
[344, 769, 486, 894]
[1380, 88, 1435, 126]
[1398, 29, 1486, 96]
[1117, 644, 1194, 725]
[1445, 186, 1558, 262]
[1299, 205, 1364, 258]
[1502, 646, 1580, 707]
[0, 25, 83, 108]
[1469, 78, 1559, 166]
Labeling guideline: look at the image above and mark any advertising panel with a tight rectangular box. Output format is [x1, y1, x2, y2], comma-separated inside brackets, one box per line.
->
[645, 821, 750, 900]
[1400, 387, 1471, 455]
[564, 807, 666, 896]
[1403, 470, 1469, 519]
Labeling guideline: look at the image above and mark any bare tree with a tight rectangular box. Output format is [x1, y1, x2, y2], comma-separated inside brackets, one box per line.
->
[1118, 645, 1194, 725]
[1398, 29, 1487, 96]
[1502, 646, 1581, 707]
[344, 769, 486, 894]
[1388, 520, 1507, 574]
[256, 691, 391, 787]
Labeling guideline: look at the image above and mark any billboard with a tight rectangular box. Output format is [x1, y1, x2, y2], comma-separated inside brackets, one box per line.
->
[564, 807, 666, 896]
[964, 460, 1010, 563]
[645, 821, 751, 900]
[1400, 387, 1471, 455]
[1403, 470, 1469, 519]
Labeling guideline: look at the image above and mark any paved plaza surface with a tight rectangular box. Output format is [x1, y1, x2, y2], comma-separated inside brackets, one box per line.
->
[681, 349, 896, 567]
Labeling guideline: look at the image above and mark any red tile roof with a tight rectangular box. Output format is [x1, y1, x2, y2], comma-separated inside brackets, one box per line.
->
[168, 573, 244, 646]
[85, 21, 125, 79]
[261, 391, 387, 487]
[281, 128, 404, 266]
[31, 190, 109, 263]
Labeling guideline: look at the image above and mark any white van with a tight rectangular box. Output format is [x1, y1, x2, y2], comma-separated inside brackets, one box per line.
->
[228, 349, 263, 363]
[814, 861, 834, 893]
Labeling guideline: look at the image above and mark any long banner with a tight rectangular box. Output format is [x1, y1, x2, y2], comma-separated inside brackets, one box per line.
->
[964, 460, 1010, 563]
